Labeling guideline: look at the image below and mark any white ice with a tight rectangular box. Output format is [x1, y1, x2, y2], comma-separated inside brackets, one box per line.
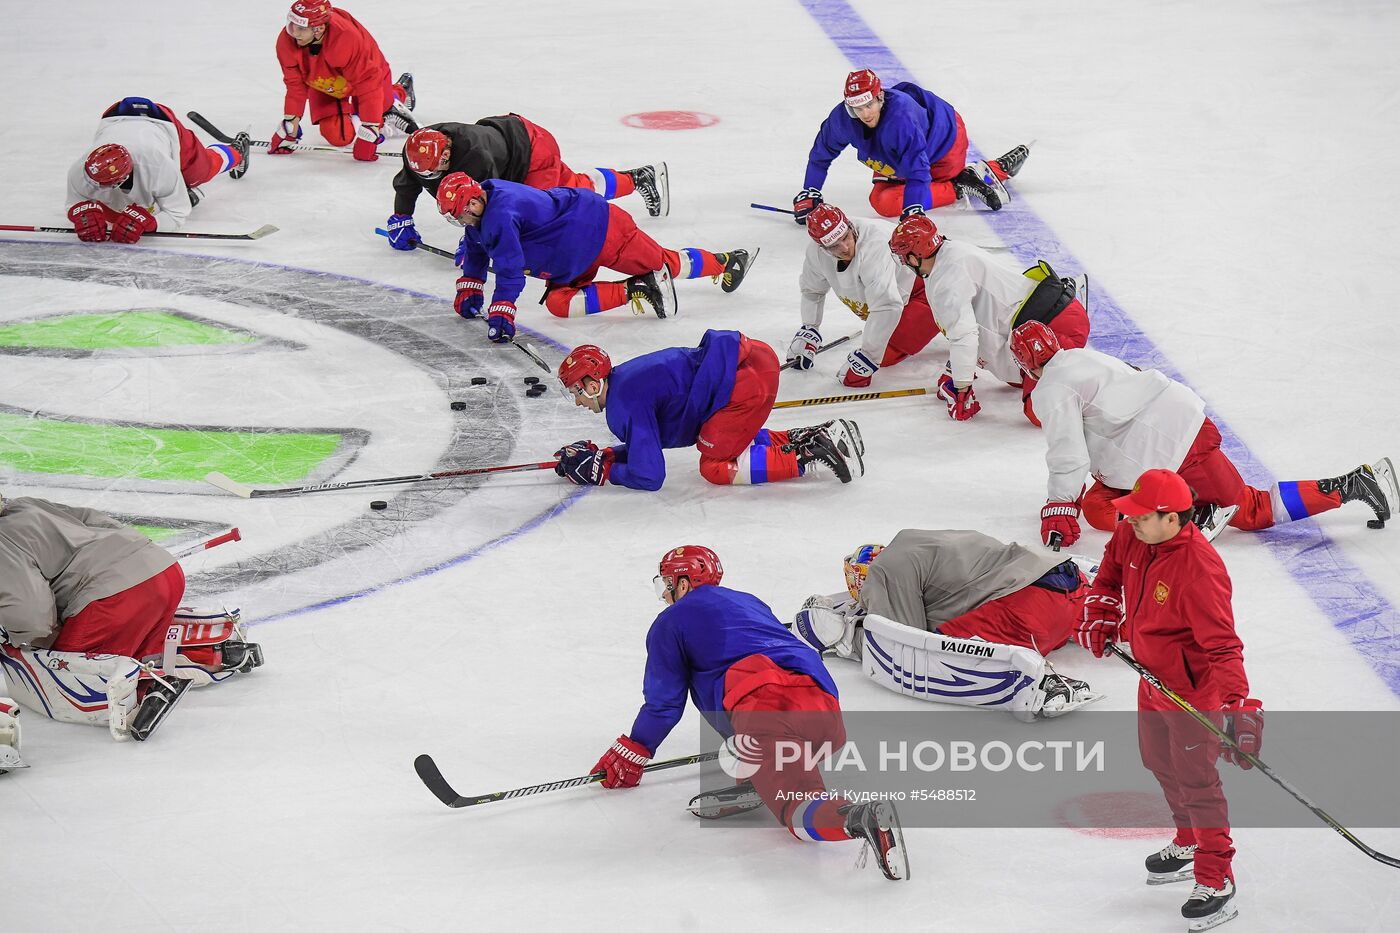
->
[3, 1, 1400, 930]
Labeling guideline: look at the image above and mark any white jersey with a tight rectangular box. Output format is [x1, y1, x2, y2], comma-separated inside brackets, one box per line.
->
[798, 217, 919, 364]
[65, 116, 193, 231]
[921, 239, 1036, 387]
[1031, 347, 1207, 502]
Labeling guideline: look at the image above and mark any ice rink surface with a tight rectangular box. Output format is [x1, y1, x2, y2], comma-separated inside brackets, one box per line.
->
[3, 1, 1400, 930]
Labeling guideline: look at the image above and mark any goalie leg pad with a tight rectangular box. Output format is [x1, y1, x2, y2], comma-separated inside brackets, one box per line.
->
[0, 645, 141, 740]
[0, 698, 26, 772]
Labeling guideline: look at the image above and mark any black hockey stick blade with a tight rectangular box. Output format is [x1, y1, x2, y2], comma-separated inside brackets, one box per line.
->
[415, 754, 472, 807]
[186, 111, 235, 143]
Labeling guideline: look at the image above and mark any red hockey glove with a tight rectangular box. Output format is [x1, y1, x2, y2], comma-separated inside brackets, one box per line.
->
[485, 301, 516, 343]
[269, 118, 302, 155]
[937, 370, 981, 421]
[1040, 501, 1081, 548]
[353, 123, 383, 162]
[110, 205, 157, 244]
[68, 200, 110, 242]
[1076, 592, 1122, 657]
[593, 735, 651, 788]
[1221, 698, 1264, 769]
[839, 348, 878, 388]
[454, 277, 484, 318]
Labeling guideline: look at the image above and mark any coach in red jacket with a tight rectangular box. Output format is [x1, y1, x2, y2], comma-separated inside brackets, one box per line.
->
[1075, 469, 1263, 925]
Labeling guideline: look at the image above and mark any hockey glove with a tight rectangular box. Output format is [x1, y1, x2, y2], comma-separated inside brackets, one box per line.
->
[1040, 501, 1082, 548]
[385, 213, 418, 251]
[839, 348, 879, 388]
[454, 277, 484, 318]
[68, 200, 110, 242]
[353, 123, 383, 162]
[1220, 697, 1264, 770]
[555, 444, 613, 486]
[486, 301, 516, 343]
[937, 369, 981, 421]
[269, 117, 302, 155]
[110, 205, 157, 244]
[1075, 592, 1122, 657]
[593, 735, 652, 789]
[792, 187, 824, 224]
[787, 325, 821, 370]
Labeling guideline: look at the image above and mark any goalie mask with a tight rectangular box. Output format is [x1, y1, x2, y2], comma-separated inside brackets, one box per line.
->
[843, 544, 884, 600]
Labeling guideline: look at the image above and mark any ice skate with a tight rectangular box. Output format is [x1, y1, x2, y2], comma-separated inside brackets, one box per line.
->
[842, 801, 910, 881]
[991, 142, 1032, 178]
[792, 419, 864, 483]
[1036, 671, 1102, 718]
[128, 674, 192, 742]
[626, 265, 677, 319]
[953, 161, 1010, 211]
[1145, 840, 1198, 885]
[1192, 503, 1238, 542]
[625, 162, 669, 217]
[714, 247, 759, 294]
[687, 781, 763, 819]
[1182, 878, 1238, 931]
[384, 98, 419, 135]
[1320, 458, 1396, 528]
[229, 132, 251, 180]
[395, 72, 416, 111]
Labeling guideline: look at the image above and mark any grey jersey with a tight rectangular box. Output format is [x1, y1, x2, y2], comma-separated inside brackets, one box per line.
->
[0, 498, 176, 648]
[860, 529, 1065, 631]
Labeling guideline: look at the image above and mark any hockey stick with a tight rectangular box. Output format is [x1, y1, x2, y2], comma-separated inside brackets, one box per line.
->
[414, 751, 719, 809]
[373, 226, 456, 260]
[0, 224, 278, 241]
[170, 527, 241, 559]
[779, 332, 859, 372]
[186, 111, 403, 157]
[772, 387, 928, 410]
[204, 460, 558, 498]
[1107, 643, 1400, 870]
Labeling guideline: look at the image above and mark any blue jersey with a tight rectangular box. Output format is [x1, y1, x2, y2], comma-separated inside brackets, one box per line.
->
[456, 179, 611, 306]
[603, 329, 742, 491]
[628, 585, 839, 752]
[802, 82, 959, 212]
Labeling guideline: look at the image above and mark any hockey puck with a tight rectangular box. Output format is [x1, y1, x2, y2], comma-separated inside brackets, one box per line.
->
[450, 400, 467, 411]
[524, 376, 540, 385]
[1368, 519, 1386, 529]
[370, 500, 388, 511]
[526, 384, 547, 397]
[470, 376, 488, 386]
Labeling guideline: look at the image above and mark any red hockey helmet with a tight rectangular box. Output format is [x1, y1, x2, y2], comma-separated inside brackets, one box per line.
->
[843, 69, 883, 109]
[84, 144, 133, 187]
[1009, 320, 1062, 373]
[405, 129, 449, 175]
[806, 203, 851, 249]
[558, 344, 612, 393]
[657, 545, 724, 592]
[287, 0, 332, 30]
[889, 214, 945, 265]
[436, 172, 485, 224]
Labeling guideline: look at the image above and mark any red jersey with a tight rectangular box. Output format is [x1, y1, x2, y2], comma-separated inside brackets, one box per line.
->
[1089, 521, 1247, 705]
[276, 8, 392, 123]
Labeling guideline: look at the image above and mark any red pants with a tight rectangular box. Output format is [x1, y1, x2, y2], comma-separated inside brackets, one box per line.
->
[1138, 680, 1233, 888]
[543, 204, 678, 317]
[697, 338, 800, 484]
[879, 278, 941, 367]
[940, 580, 1086, 654]
[519, 116, 594, 190]
[309, 80, 403, 146]
[1021, 298, 1092, 426]
[51, 563, 185, 662]
[869, 112, 971, 216]
[724, 654, 848, 839]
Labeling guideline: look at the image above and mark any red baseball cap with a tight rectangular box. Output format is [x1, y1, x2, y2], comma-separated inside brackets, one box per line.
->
[1112, 469, 1193, 517]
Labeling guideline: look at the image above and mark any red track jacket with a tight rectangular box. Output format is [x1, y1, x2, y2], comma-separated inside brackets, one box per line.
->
[276, 8, 393, 123]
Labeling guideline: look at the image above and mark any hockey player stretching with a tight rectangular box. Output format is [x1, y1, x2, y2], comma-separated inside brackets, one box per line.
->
[1009, 321, 1398, 547]
[66, 97, 251, 243]
[592, 546, 909, 880]
[0, 494, 262, 765]
[437, 173, 754, 340]
[553, 332, 864, 490]
[384, 119, 666, 250]
[789, 203, 942, 388]
[793, 69, 1029, 221]
[792, 529, 1099, 721]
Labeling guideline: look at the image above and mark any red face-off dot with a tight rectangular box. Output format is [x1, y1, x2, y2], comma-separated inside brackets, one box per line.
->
[1053, 791, 1174, 840]
[620, 111, 720, 130]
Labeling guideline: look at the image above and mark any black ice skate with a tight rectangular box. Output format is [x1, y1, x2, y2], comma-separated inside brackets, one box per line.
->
[128, 675, 193, 742]
[991, 142, 1032, 179]
[842, 801, 910, 881]
[714, 248, 760, 294]
[229, 132, 251, 181]
[186, 186, 203, 208]
[1182, 878, 1238, 931]
[1319, 457, 1397, 528]
[384, 98, 419, 135]
[1036, 671, 1102, 718]
[791, 419, 865, 483]
[626, 265, 677, 318]
[686, 781, 763, 820]
[952, 161, 1009, 211]
[1145, 840, 1198, 885]
[625, 162, 669, 217]
[395, 72, 416, 111]
[1191, 503, 1239, 542]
